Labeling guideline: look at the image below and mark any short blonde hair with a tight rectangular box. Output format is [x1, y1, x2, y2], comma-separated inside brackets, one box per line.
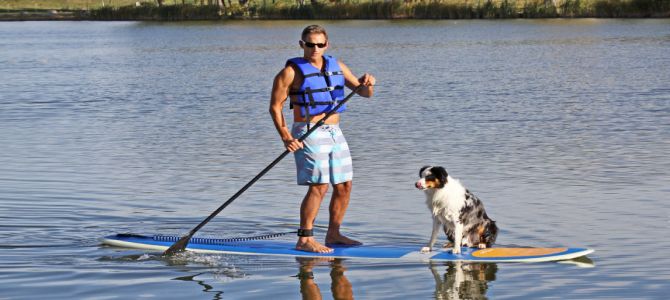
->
[301, 25, 328, 41]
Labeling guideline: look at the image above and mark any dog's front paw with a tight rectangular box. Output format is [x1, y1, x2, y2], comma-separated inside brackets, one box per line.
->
[478, 243, 487, 249]
[420, 246, 432, 253]
[452, 247, 461, 254]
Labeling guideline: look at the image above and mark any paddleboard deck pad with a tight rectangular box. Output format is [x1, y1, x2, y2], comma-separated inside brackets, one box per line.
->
[102, 234, 593, 263]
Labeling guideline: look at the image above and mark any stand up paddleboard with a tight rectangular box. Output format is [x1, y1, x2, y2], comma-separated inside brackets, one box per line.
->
[102, 234, 594, 263]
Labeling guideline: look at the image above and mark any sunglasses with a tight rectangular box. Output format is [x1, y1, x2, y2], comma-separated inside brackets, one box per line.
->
[301, 40, 327, 48]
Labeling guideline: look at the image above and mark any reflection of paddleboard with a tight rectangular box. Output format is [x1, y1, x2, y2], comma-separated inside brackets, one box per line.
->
[102, 234, 594, 263]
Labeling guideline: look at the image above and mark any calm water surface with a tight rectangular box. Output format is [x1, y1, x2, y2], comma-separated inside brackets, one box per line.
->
[1, 19, 669, 299]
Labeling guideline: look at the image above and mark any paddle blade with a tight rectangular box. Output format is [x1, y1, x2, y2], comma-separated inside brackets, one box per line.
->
[163, 234, 191, 256]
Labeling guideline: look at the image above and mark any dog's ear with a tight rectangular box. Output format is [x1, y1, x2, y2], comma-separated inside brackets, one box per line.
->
[433, 166, 448, 187]
[419, 165, 431, 177]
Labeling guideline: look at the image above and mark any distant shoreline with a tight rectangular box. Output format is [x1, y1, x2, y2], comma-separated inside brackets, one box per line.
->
[0, 10, 78, 21]
[1, 1, 669, 22]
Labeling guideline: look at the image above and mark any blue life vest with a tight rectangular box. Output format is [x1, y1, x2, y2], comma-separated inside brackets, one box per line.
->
[287, 55, 346, 121]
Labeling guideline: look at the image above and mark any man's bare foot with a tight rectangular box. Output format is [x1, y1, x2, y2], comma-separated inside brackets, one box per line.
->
[296, 237, 333, 253]
[325, 233, 362, 246]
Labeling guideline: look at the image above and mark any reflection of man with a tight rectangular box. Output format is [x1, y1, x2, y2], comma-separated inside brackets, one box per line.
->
[270, 24, 376, 253]
[296, 257, 353, 300]
[429, 261, 497, 299]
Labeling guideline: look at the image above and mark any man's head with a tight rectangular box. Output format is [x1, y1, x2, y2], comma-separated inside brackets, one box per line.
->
[301, 24, 328, 42]
[300, 25, 329, 60]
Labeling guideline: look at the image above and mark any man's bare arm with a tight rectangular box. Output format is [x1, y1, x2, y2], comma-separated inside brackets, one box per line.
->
[269, 66, 303, 152]
[339, 61, 375, 98]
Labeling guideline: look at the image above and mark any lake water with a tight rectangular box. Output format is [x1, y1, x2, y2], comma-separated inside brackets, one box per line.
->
[1, 19, 669, 299]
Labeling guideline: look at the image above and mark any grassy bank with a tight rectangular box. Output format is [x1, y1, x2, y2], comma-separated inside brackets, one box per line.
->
[1, 0, 669, 20]
[0, 0, 139, 10]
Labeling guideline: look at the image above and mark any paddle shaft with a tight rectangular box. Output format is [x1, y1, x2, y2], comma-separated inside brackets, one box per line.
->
[163, 85, 364, 255]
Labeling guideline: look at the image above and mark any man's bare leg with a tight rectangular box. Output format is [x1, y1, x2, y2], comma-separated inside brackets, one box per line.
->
[325, 181, 361, 245]
[296, 184, 333, 253]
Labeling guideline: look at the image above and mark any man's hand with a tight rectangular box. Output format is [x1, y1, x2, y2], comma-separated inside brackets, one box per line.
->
[283, 138, 304, 152]
[358, 73, 376, 86]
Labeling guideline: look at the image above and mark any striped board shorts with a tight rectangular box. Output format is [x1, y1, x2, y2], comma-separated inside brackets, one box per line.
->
[291, 122, 353, 186]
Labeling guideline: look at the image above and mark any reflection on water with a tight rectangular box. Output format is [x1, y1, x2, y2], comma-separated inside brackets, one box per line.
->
[430, 261, 497, 300]
[174, 273, 224, 300]
[294, 258, 502, 300]
[100, 249, 595, 300]
[296, 258, 353, 300]
[557, 256, 596, 268]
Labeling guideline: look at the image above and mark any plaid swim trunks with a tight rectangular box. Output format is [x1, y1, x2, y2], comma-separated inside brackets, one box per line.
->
[291, 122, 353, 185]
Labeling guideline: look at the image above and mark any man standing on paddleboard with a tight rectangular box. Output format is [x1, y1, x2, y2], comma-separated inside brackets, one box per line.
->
[269, 25, 376, 253]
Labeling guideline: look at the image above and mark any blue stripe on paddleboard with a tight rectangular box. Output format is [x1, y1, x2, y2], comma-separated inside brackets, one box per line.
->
[101, 234, 593, 262]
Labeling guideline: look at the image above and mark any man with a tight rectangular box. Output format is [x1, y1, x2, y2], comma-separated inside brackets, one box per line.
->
[269, 25, 376, 253]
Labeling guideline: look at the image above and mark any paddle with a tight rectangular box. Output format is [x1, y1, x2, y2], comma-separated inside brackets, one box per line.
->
[163, 85, 365, 256]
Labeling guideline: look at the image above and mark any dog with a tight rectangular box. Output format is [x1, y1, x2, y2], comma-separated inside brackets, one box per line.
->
[415, 166, 498, 254]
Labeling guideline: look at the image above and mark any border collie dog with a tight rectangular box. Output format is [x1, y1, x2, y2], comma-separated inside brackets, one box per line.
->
[415, 166, 498, 254]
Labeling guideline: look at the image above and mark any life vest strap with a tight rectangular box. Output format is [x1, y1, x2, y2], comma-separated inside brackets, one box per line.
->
[291, 101, 338, 106]
[289, 85, 344, 96]
[303, 70, 344, 78]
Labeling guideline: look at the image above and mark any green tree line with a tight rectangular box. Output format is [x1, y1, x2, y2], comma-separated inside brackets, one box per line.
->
[2, 0, 669, 19]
